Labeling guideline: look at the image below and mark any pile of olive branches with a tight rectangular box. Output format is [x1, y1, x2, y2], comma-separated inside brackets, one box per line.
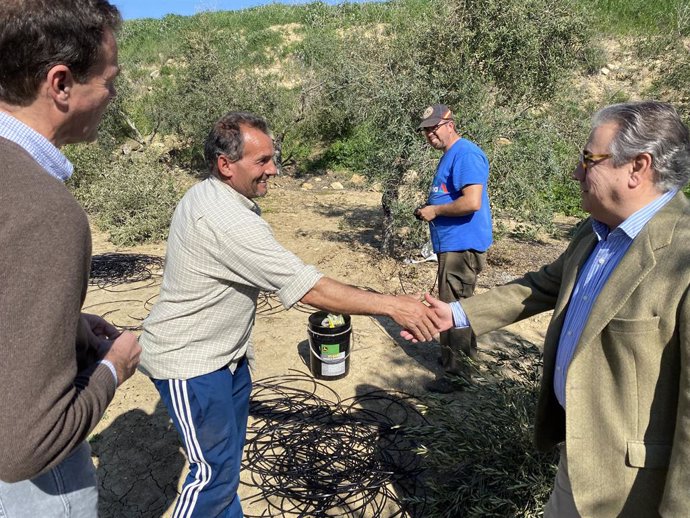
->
[408, 336, 558, 518]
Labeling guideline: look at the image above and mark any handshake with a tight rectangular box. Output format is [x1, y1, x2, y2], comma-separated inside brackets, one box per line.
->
[391, 293, 454, 343]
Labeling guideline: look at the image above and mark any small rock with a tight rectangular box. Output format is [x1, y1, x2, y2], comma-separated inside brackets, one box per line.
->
[350, 174, 366, 185]
[600, 67, 610, 76]
[370, 182, 382, 192]
[314, 178, 322, 182]
[120, 138, 143, 155]
[301, 183, 314, 190]
[149, 69, 160, 80]
[496, 137, 513, 146]
[330, 182, 344, 190]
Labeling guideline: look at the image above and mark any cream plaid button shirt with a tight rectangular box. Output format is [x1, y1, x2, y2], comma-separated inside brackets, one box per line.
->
[139, 176, 322, 380]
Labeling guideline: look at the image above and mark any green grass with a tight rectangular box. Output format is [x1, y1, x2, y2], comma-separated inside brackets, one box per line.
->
[578, 0, 688, 34]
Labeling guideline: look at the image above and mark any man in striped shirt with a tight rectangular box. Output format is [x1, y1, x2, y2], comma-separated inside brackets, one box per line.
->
[419, 101, 690, 517]
[140, 111, 443, 518]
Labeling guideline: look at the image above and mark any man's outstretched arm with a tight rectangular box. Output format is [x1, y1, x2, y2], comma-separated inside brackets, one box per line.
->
[300, 277, 444, 342]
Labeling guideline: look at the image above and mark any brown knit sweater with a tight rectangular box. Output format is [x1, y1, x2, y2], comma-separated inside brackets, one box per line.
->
[0, 137, 116, 482]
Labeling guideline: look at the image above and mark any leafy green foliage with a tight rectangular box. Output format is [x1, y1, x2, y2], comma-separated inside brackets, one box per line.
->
[322, 124, 378, 172]
[485, 106, 590, 230]
[71, 0, 685, 250]
[66, 146, 185, 246]
[409, 339, 558, 517]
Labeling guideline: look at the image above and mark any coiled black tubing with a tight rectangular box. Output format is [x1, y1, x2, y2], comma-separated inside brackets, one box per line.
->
[243, 372, 429, 517]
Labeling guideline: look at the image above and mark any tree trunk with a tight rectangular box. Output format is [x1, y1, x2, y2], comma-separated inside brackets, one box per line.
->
[273, 132, 284, 176]
[380, 159, 406, 256]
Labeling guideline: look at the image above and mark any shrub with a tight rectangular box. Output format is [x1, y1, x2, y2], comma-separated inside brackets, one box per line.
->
[321, 123, 378, 172]
[67, 147, 186, 246]
[486, 108, 588, 228]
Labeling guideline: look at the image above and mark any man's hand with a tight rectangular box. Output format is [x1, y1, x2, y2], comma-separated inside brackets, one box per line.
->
[81, 312, 120, 344]
[424, 292, 454, 327]
[415, 205, 438, 222]
[399, 293, 454, 342]
[389, 294, 442, 342]
[102, 331, 141, 386]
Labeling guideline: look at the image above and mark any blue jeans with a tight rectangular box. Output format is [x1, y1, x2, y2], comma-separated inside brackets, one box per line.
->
[153, 360, 252, 518]
[0, 442, 98, 518]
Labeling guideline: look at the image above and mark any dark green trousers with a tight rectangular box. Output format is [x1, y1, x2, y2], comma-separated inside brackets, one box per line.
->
[438, 250, 486, 375]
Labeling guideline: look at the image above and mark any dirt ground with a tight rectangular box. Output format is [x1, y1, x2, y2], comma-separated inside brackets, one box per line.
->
[85, 174, 570, 517]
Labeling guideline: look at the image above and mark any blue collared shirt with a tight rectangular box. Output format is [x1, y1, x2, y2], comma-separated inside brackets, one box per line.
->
[0, 111, 73, 181]
[450, 189, 677, 408]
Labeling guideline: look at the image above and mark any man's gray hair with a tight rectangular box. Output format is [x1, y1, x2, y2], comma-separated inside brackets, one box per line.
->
[592, 101, 690, 191]
[204, 111, 270, 177]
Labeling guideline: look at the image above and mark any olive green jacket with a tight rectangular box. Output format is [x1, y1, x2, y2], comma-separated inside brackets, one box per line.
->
[463, 192, 690, 518]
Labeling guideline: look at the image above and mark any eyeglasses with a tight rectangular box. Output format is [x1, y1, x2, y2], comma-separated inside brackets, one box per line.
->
[579, 150, 612, 171]
[422, 120, 452, 134]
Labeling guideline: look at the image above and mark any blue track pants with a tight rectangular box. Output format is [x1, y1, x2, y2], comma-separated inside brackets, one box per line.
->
[153, 360, 251, 518]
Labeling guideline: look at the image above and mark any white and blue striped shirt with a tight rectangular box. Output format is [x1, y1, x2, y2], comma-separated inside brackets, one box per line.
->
[450, 188, 677, 408]
[0, 111, 73, 182]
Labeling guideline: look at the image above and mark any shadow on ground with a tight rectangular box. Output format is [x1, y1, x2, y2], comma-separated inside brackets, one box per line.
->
[92, 399, 184, 518]
[370, 315, 443, 375]
[313, 204, 383, 249]
[370, 315, 545, 383]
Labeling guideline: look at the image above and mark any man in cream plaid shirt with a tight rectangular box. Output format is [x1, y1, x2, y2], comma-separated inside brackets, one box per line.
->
[139, 111, 444, 518]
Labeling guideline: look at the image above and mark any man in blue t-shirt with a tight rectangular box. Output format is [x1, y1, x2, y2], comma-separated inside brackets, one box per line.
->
[415, 104, 493, 393]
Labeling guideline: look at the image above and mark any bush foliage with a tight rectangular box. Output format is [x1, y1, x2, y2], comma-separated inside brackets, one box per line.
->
[67, 0, 601, 250]
[69, 0, 688, 251]
[67, 146, 186, 246]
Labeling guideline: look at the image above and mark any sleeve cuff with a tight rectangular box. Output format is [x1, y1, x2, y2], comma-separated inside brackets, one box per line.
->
[98, 359, 118, 386]
[450, 301, 470, 328]
[277, 265, 323, 308]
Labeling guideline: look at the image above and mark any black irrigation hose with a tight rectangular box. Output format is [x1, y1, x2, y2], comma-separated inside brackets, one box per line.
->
[87, 253, 164, 330]
[242, 372, 430, 517]
[89, 253, 164, 289]
[256, 293, 316, 316]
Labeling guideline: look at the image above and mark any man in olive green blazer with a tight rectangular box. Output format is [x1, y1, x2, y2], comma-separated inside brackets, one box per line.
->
[419, 101, 690, 517]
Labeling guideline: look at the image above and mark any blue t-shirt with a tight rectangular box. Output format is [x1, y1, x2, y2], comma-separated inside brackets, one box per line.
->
[427, 138, 493, 253]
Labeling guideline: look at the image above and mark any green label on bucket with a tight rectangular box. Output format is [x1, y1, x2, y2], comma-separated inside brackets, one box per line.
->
[321, 343, 340, 355]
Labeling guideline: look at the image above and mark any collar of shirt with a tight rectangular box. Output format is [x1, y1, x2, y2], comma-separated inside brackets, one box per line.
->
[0, 111, 73, 182]
[591, 188, 678, 242]
[209, 175, 262, 216]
